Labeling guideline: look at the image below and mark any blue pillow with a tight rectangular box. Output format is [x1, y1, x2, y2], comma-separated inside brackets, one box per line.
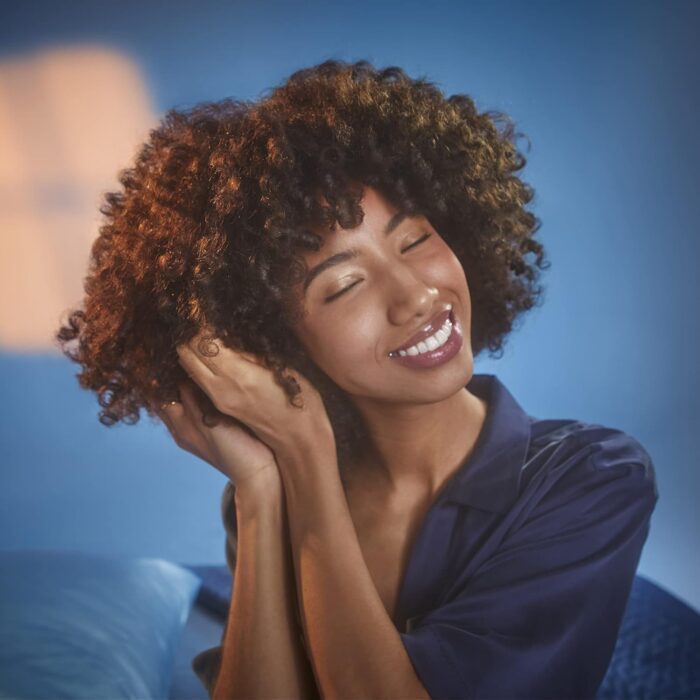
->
[0, 549, 202, 699]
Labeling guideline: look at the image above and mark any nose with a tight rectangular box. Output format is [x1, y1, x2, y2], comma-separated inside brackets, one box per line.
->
[385, 265, 439, 327]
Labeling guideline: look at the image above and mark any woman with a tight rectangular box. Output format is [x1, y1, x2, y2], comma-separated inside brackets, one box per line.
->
[56, 59, 658, 699]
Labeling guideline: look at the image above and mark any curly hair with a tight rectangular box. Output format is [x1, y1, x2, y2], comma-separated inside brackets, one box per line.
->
[56, 58, 550, 474]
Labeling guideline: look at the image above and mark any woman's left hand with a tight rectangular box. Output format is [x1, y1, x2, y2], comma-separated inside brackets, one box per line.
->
[176, 331, 335, 462]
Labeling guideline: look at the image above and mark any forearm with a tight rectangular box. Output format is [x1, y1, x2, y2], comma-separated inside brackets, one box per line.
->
[213, 482, 319, 700]
[278, 445, 430, 700]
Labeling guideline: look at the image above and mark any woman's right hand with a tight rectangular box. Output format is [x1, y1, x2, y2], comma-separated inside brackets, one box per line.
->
[154, 377, 282, 494]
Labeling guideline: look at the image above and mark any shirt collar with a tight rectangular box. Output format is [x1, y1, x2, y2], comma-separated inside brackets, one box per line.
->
[442, 373, 532, 512]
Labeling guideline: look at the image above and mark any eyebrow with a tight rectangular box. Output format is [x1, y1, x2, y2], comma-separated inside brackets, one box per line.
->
[302, 210, 410, 293]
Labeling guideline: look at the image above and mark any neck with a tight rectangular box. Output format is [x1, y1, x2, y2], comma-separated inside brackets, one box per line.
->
[348, 384, 488, 502]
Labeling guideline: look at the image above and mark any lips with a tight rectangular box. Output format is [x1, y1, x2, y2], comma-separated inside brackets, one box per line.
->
[390, 307, 452, 353]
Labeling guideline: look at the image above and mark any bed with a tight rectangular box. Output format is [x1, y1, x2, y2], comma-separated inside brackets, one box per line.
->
[1, 550, 698, 699]
[178, 564, 700, 700]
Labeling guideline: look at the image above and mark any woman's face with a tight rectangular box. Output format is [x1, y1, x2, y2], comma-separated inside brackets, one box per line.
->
[290, 186, 475, 406]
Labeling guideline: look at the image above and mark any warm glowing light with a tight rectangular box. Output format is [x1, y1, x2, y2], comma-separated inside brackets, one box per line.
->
[0, 45, 158, 351]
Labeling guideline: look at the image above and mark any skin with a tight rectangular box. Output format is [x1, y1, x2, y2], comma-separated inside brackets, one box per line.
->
[159, 184, 491, 698]
[156, 376, 282, 490]
[162, 340, 332, 488]
[160, 183, 489, 511]
[290, 185, 488, 505]
[161, 183, 489, 506]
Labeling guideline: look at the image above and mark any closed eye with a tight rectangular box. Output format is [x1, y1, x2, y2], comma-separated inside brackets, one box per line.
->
[324, 279, 361, 303]
[401, 232, 432, 253]
[323, 232, 433, 303]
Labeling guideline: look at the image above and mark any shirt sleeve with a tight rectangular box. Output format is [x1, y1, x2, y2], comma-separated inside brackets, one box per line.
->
[399, 444, 659, 700]
[191, 480, 238, 698]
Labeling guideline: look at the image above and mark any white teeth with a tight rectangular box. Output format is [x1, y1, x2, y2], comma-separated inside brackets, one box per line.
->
[397, 317, 453, 357]
[424, 336, 440, 351]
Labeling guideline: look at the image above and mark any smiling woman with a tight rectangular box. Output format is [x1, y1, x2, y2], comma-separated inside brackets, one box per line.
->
[55, 59, 658, 700]
[55, 59, 547, 476]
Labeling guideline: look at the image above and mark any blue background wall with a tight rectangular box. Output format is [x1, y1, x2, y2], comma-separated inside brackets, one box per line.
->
[1, 0, 698, 610]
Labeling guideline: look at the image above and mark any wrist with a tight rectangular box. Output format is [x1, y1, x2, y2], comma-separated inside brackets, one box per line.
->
[275, 438, 341, 504]
[233, 472, 283, 513]
[275, 423, 337, 470]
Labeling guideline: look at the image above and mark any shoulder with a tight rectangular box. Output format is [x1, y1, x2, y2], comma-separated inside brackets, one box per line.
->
[524, 418, 658, 514]
[491, 419, 660, 568]
[529, 417, 656, 475]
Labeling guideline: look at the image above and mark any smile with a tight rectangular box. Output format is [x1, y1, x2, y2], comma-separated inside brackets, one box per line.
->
[394, 314, 453, 356]
[388, 309, 463, 369]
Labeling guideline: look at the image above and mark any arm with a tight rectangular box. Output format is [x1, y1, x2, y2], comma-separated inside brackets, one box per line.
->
[154, 380, 319, 698]
[275, 435, 658, 700]
[173, 342, 427, 697]
[212, 478, 320, 700]
[277, 442, 431, 700]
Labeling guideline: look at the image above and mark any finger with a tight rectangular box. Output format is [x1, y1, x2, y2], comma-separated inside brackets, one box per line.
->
[179, 379, 216, 427]
[185, 330, 227, 367]
[159, 398, 185, 427]
[155, 399, 178, 417]
[180, 334, 261, 376]
[176, 341, 216, 379]
[154, 400, 186, 446]
[180, 379, 250, 434]
[159, 393, 209, 454]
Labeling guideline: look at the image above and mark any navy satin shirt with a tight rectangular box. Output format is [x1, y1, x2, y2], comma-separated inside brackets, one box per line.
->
[192, 373, 659, 700]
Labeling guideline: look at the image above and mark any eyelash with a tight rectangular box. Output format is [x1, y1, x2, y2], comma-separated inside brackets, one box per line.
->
[323, 233, 433, 303]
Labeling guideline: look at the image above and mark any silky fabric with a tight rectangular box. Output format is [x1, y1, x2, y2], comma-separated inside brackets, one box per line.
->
[192, 373, 659, 700]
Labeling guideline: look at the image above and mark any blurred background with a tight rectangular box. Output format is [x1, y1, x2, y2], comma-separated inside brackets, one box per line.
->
[0, 0, 697, 611]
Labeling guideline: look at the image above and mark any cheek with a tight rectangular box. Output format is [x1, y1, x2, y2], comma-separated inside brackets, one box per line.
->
[323, 315, 375, 358]
[303, 311, 379, 376]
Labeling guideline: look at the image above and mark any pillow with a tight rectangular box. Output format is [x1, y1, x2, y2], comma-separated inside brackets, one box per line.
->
[184, 564, 232, 618]
[0, 549, 202, 700]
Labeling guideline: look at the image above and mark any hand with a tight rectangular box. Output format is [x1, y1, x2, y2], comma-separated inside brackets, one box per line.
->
[154, 377, 282, 493]
[176, 332, 335, 462]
